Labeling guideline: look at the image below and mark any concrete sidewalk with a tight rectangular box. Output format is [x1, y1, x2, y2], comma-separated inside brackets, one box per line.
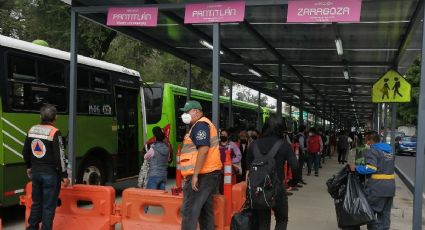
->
[277, 149, 424, 230]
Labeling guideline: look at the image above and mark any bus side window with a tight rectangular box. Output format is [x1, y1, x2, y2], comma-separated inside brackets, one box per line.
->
[174, 95, 187, 142]
[7, 54, 36, 82]
[38, 59, 65, 86]
[77, 67, 90, 89]
[91, 71, 110, 91]
[144, 87, 163, 124]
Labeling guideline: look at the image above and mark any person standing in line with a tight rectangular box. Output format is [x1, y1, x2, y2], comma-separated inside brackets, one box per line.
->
[337, 130, 350, 164]
[144, 126, 170, 191]
[246, 114, 298, 230]
[238, 130, 249, 181]
[306, 127, 323, 177]
[248, 128, 260, 146]
[348, 131, 395, 230]
[294, 125, 307, 185]
[324, 130, 330, 158]
[330, 131, 337, 157]
[218, 129, 241, 192]
[23, 104, 69, 230]
[179, 101, 222, 230]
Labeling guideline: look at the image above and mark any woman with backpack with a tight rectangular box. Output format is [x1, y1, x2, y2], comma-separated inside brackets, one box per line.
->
[306, 127, 323, 177]
[246, 114, 298, 230]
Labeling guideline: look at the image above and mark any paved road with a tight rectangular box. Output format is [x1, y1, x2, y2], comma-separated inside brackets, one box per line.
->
[395, 154, 416, 184]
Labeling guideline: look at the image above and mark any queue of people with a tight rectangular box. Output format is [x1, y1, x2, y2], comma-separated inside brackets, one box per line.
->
[142, 100, 365, 230]
[22, 103, 392, 230]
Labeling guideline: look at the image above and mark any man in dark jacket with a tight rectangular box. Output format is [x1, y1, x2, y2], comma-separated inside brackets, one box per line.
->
[246, 115, 298, 230]
[23, 104, 69, 230]
[350, 131, 395, 230]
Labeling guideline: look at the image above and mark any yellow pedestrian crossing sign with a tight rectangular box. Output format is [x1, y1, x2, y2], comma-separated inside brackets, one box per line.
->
[372, 69, 411, 103]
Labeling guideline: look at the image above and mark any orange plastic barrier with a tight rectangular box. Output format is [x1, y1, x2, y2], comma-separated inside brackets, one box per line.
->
[231, 181, 247, 215]
[223, 149, 233, 226]
[20, 182, 119, 230]
[120, 188, 226, 229]
[176, 144, 182, 188]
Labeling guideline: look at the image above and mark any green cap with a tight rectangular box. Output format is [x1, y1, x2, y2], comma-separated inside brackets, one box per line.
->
[180, 100, 202, 112]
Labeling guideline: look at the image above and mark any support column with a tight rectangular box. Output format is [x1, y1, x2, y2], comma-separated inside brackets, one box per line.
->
[390, 103, 397, 151]
[68, 9, 78, 185]
[212, 23, 220, 128]
[228, 81, 233, 128]
[186, 62, 192, 101]
[257, 92, 262, 131]
[322, 102, 326, 128]
[314, 94, 318, 125]
[277, 63, 283, 118]
[299, 83, 304, 125]
[412, 7, 425, 227]
[383, 104, 389, 142]
[289, 104, 293, 131]
[377, 104, 381, 131]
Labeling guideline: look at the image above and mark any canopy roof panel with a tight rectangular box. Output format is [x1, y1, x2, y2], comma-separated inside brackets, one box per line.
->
[72, 0, 423, 127]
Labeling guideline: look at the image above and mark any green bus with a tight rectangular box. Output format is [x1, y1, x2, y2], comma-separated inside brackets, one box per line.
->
[0, 35, 145, 206]
[143, 83, 270, 169]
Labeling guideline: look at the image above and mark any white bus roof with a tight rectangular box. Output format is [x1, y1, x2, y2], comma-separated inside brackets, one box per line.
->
[0, 35, 140, 78]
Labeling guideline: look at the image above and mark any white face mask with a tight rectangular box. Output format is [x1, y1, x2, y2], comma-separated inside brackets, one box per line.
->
[181, 113, 192, 124]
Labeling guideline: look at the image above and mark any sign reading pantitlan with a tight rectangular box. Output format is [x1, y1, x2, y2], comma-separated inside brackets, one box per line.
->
[372, 69, 411, 103]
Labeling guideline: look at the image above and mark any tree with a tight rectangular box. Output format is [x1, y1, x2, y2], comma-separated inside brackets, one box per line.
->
[0, 0, 231, 94]
[397, 56, 420, 125]
[235, 85, 268, 107]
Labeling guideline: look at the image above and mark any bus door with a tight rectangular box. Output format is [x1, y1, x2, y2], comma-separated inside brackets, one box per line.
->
[115, 87, 139, 178]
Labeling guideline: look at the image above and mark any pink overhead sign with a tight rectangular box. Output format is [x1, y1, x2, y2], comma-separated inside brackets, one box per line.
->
[287, 0, 362, 23]
[107, 7, 158, 27]
[184, 1, 245, 24]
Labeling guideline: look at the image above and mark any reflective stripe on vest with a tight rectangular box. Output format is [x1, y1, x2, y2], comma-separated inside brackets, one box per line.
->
[180, 117, 222, 177]
[28, 125, 58, 141]
[370, 174, 395, 180]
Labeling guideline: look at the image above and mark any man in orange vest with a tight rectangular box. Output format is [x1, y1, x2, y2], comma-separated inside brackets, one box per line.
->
[23, 104, 69, 230]
[179, 100, 222, 230]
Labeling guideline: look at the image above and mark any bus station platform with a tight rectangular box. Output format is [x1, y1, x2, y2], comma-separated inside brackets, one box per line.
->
[2, 149, 422, 230]
[283, 150, 423, 230]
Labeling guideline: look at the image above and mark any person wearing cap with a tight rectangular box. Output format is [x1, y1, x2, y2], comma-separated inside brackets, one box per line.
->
[179, 100, 222, 230]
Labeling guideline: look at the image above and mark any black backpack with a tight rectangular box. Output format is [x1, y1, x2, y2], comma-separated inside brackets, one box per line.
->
[247, 140, 283, 209]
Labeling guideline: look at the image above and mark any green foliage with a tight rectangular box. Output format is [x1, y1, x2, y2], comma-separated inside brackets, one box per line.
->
[235, 87, 268, 107]
[0, 0, 240, 94]
[397, 56, 420, 125]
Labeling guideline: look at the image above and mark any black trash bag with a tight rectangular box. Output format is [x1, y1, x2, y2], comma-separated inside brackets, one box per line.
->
[335, 173, 376, 228]
[231, 201, 253, 230]
[326, 166, 349, 199]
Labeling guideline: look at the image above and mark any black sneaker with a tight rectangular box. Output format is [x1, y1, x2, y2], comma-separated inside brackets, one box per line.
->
[300, 180, 307, 185]
[287, 191, 293, 196]
[307, 172, 311, 176]
[315, 173, 319, 177]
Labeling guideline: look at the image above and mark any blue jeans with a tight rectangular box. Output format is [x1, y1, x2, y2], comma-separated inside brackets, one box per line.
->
[146, 176, 167, 190]
[181, 171, 221, 230]
[145, 176, 167, 213]
[307, 153, 321, 175]
[27, 172, 61, 230]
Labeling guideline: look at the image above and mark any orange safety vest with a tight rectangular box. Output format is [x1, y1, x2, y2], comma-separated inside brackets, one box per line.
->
[28, 124, 59, 141]
[180, 117, 222, 177]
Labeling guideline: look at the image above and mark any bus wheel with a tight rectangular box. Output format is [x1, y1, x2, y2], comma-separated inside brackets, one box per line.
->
[79, 158, 105, 185]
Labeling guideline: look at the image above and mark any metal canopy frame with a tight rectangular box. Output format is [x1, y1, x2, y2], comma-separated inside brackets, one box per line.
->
[66, 2, 425, 228]
[70, 0, 423, 128]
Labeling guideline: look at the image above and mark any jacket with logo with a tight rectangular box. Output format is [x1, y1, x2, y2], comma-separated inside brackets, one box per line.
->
[23, 123, 68, 178]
